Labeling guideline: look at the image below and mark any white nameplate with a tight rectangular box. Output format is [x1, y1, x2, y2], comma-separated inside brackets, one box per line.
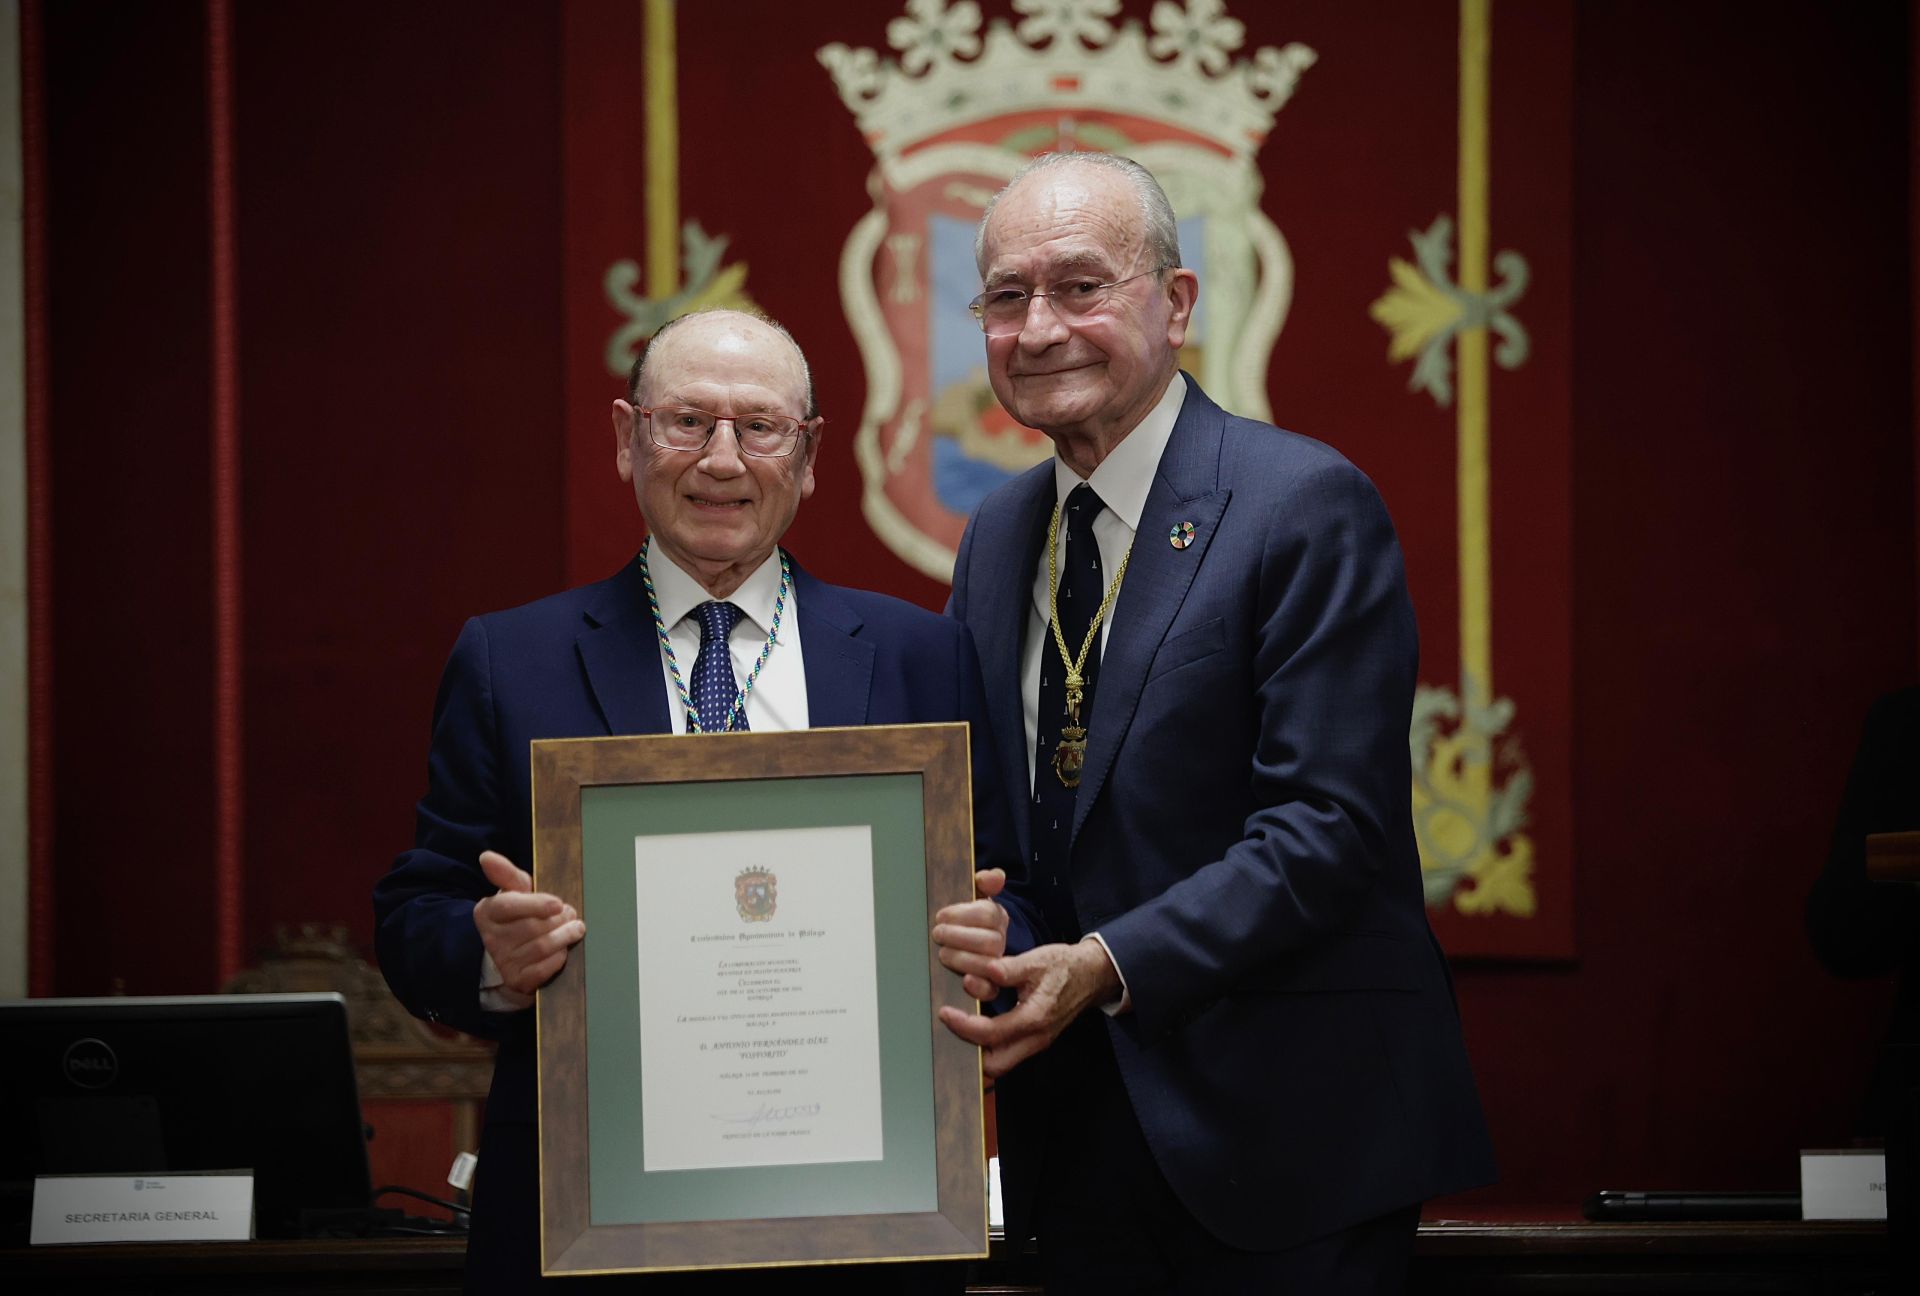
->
[30, 1172, 254, 1244]
[1800, 1150, 1888, 1220]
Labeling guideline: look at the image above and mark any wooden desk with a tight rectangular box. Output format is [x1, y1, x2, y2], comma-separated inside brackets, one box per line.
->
[2, 1235, 469, 1294]
[1, 1219, 1893, 1293]
[1410, 1217, 1891, 1293]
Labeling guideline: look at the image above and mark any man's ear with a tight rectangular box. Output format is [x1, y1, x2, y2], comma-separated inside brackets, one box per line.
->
[797, 418, 824, 501]
[613, 400, 637, 482]
[1164, 268, 1200, 350]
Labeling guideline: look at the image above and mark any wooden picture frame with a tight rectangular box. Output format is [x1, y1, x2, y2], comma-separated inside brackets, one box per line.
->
[531, 723, 987, 1276]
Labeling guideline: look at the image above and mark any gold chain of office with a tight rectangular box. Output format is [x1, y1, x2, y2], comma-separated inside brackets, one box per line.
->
[1046, 500, 1132, 789]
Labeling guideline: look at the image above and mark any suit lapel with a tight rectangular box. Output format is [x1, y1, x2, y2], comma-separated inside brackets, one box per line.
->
[1073, 383, 1231, 843]
[791, 562, 875, 729]
[576, 557, 673, 735]
[969, 465, 1056, 867]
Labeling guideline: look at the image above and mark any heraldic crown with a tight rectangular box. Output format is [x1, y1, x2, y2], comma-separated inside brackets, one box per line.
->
[818, 0, 1317, 166]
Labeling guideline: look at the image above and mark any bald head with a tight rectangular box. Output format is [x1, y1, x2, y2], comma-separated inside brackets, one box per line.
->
[629, 309, 817, 419]
[975, 152, 1182, 276]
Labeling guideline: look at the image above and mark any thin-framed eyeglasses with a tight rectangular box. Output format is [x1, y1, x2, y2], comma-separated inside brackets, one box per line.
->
[639, 405, 817, 459]
[967, 267, 1172, 336]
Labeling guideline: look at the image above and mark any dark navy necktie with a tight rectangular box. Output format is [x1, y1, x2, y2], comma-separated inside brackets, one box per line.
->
[690, 600, 747, 732]
[1031, 483, 1106, 942]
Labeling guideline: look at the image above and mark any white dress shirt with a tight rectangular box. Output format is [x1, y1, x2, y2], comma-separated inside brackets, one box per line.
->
[1021, 373, 1186, 784]
[641, 536, 809, 734]
[1020, 371, 1189, 1010]
[480, 538, 808, 1009]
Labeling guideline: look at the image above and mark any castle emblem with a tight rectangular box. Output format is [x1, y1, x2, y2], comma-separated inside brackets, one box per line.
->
[820, 0, 1315, 580]
[735, 867, 778, 922]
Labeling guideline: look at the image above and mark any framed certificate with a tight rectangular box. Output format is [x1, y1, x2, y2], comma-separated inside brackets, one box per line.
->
[531, 723, 987, 1276]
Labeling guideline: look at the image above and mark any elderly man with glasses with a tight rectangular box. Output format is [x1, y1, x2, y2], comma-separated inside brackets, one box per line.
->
[376, 308, 1007, 1293]
[930, 152, 1495, 1293]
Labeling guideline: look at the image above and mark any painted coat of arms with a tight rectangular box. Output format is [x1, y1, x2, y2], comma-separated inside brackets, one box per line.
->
[820, 0, 1316, 580]
[735, 867, 778, 922]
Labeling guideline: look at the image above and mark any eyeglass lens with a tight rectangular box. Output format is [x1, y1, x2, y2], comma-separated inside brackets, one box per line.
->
[975, 280, 1112, 334]
[969, 269, 1164, 335]
[649, 407, 803, 457]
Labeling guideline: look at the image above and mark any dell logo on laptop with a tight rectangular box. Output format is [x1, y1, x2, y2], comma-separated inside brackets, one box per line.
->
[62, 1037, 119, 1089]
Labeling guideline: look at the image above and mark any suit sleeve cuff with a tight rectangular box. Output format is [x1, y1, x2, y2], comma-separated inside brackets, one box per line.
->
[1085, 931, 1132, 1016]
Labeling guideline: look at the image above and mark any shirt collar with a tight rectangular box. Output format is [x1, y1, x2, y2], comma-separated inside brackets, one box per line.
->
[643, 536, 786, 634]
[1049, 371, 1188, 532]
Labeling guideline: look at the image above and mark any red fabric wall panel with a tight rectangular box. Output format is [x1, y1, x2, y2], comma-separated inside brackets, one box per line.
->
[231, 2, 566, 958]
[1444, 0, 1915, 1204]
[560, 0, 648, 587]
[44, 1, 219, 993]
[1481, 0, 1577, 953]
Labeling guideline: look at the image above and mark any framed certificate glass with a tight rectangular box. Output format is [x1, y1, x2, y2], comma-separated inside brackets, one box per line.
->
[531, 723, 987, 1275]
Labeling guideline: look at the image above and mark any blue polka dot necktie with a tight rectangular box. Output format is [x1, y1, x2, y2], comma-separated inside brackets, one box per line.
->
[1031, 483, 1105, 941]
[690, 600, 747, 733]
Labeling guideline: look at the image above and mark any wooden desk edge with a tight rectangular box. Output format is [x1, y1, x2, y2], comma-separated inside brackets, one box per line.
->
[4, 1218, 1890, 1273]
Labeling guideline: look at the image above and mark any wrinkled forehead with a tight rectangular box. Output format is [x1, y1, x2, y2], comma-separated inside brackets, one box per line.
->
[980, 169, 1148, 284]
[644, 318, 808, 410]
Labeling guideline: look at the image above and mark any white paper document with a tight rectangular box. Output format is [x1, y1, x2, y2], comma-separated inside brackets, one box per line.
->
[635, 824, 883, 1173]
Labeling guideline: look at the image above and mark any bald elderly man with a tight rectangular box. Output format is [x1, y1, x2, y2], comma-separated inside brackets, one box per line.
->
[376, 310, 1006, 1292]
[932, 153, 1495, 1292]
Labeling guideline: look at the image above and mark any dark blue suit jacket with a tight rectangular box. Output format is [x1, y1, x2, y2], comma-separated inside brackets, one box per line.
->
[949, 379, 1495, 1250]
[374, 552, 1012, 1130]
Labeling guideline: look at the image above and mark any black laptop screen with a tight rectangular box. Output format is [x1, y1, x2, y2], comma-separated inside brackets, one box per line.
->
[0, 993, 372, 1241]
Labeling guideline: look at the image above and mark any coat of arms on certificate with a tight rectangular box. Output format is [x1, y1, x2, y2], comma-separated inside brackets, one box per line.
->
[733, 867, 778, 923]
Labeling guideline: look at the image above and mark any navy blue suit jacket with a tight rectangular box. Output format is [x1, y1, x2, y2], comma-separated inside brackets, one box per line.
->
[374, 552, 1012, 1129]
[949, 379, 1495, 1250]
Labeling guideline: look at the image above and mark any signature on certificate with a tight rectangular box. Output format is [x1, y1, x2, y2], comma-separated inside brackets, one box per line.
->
[714, 1100, 823, 1132]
